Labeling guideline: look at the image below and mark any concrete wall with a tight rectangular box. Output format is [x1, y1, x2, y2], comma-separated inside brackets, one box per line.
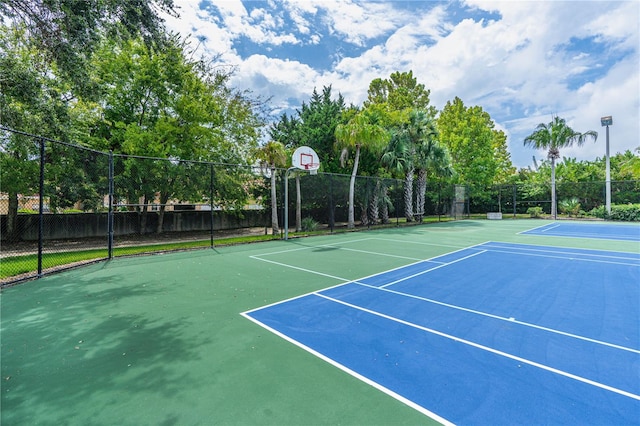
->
[1, 210, 267, 241]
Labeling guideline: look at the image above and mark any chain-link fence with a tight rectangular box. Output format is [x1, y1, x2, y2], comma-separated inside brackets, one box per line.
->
[1, 128, 459, 285]
[2, 127, 638, 285]
[472, 180, 639, 217]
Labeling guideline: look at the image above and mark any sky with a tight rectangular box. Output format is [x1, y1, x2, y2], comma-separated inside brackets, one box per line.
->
[162, 0, 640, 169]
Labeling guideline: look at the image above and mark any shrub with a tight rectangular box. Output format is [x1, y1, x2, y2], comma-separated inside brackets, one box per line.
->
[527, 207, 543, 218]
[609, 204, 640, 221]
[558, 198, 581, 217]
[301, 217, 319, 232]
[589, 204, 640, 221]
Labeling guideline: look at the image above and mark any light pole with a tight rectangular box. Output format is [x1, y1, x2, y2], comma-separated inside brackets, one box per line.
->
[600, 116, 612, 215]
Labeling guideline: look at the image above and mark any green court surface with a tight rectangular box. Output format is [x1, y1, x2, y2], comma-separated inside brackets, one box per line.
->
[1, 220, 638, 425]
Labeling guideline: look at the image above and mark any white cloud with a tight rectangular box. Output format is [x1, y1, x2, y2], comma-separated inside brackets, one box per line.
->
[323, 0, 407, 46]
[162, 1, 638, 168]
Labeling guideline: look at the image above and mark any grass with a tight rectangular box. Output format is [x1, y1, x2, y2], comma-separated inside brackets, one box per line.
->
[0, 215, 537, 281]
[1, 234, 280, 280]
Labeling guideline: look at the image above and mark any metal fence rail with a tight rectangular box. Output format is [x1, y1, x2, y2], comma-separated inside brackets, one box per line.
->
[1, 126, 638, 286]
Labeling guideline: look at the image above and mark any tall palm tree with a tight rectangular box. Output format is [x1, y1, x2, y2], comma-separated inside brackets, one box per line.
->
[524, 116, 597, 218]
[386, 110, 435, 222]
[414, 140, 453, 222]
[335, 111, 389, 228]
[256, 141, 287, 234]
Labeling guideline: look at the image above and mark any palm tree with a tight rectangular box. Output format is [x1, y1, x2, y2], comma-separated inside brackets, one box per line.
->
[256, 141, 287, 234]
[524, 116, 597, 218]
[414, 140, 453, 222]
[386, 110, 435, 222]
[335, 111, 389, 228]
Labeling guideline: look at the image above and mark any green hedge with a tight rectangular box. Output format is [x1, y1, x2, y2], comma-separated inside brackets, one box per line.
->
[589, 204, 640, 221]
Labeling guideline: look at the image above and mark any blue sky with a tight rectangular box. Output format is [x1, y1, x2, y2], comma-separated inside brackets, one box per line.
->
[164, 0, 639, 169]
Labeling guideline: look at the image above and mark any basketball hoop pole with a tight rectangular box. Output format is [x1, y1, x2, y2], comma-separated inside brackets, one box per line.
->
[284, 167, 296, 240]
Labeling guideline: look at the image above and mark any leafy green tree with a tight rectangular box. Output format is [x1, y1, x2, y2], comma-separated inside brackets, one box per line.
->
[437, 97, 507, 191]
[0, 24, 74, 239]
[78, 35, 262, 232]
[255, 141, 287, 234]
[414, 135, 454, 222]
[386, 110, 439, 222]
[335, 110, 389, 228]
[524, 115, 597, 217]
[364, 70, 437, 118]
[0, 0, 177, 96]
[364, 71, 438, 222]
[270, 86, 346, 173]
[617, 149, 640, 180]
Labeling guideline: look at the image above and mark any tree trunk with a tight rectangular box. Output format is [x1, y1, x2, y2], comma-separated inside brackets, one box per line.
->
[551, 158, 557, 219]
[156, 193, 170, 234]
[295, 173, 301, 232]
[5, 191, 20, 242]
[360, 200, 370, 226]
[347, 146, 360, 229]
[404, 167, 414, 222]
[416, 168, 427, 222]
[138, 196, 149, 235]
[381, 184, 390, 224]
[270, 167, 279, 234]
[369, 179, 380, 225]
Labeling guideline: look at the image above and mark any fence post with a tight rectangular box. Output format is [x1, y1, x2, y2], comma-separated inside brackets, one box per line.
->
[210, 164, 215, 248]
[329, 174, 334, 233]
[37, 138, 45, 277]
[512, 184, 517, 218]
[108, 151, 114, 259]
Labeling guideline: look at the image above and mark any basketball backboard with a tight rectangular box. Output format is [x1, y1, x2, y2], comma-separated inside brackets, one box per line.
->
[291, 146, 320, 172]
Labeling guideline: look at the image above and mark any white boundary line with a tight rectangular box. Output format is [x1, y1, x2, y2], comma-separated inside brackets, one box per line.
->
[315, 292, 640, 401]
[479, 247, 640, 267]
[479, 242, 640, 262]
[243, 240, 640, 419]
[517, 222, 557, 235]
[246, 244, 638, 353]
[358, 282, 640, 355]
[380, 250, 486, 288]
[240, 311, 455, 426]
[518, 222, 640, 242]
[254, 237, 376, 257]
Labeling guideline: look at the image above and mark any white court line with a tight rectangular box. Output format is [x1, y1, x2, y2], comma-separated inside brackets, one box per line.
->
[249, 255, 351, 283]
[517, 222, 557, 235]
[534, 231, 640, 242]
[315, 292, 640, 401]
[380, 250, 486, 288]
[249, 248, 638, 354]
[540, 223, 561, 233]
[358, 282, 640, 355]
[479, 246, 640, 267]
[480, 242, 640, 261]
[240, 311, 455, 426]
[253, 237, 376, 257]
[314, 245, 425, 261]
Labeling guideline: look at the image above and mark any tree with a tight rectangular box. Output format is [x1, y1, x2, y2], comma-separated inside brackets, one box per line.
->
[255, 141, 287, 235]
[437, 97, 508, 192]
[77, 35, 262, 232]
[414, 136, 454, 222]
[270, 86, 346, 173]
[335, 110, 389, 228]
[0, 23, 73, 240]
[0, 0, 177, 97]
[385, 110, 438, 222]
[524, 115, 597, 217]
[364, 70, 437, 117]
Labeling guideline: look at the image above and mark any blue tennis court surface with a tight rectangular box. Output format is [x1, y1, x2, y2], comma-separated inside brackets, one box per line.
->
[521, 221, 640, 241]
[243, 242, 640, 425]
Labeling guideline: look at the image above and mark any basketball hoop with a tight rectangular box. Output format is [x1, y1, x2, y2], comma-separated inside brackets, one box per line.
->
[292, 146, 320, 174]
[304, 163, 319, 175]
